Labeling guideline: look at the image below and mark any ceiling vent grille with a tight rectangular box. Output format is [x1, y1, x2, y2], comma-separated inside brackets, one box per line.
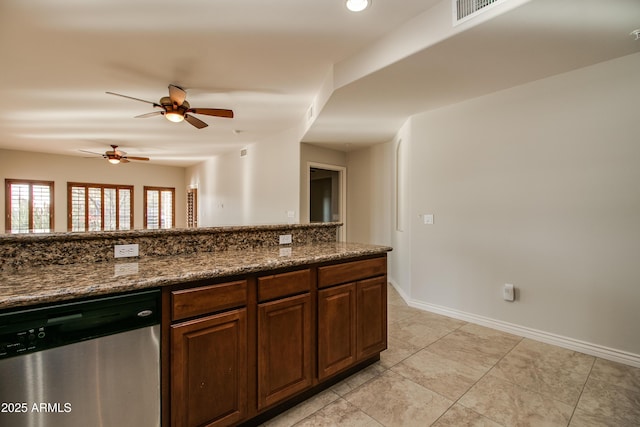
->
[455, 0, 501, 23]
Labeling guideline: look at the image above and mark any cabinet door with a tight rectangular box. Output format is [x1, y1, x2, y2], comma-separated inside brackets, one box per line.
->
[317, 283, 356, 381]
[171, 308, 247, 427]
[356, 276, 387, 361]
[257, 293, 312, 410]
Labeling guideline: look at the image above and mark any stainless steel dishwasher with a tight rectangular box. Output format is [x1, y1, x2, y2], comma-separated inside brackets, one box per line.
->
[0, 289, 160, 427]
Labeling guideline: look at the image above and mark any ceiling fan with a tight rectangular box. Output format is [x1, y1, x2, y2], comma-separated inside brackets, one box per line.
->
[81, 145, 150, 164]
[106, 84, 234, 129]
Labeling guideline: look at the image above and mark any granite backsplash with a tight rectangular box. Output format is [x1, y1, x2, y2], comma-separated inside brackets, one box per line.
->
[0, 223, 340, 271]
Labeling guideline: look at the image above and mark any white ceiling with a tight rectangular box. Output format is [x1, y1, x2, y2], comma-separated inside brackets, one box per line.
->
[0, 0, 638, 166]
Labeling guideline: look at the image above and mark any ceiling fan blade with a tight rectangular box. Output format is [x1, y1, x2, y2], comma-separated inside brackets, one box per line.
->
[188, 108, 234, 118]
[124, 156, 150, 161]
[184, 114, 208, 129]
[120, 159, 130, 163]
[79, 149, 103, 156]
[135, 111, 164, 118]
[168, 84, 187, 106]
[106, 91, 161, 108]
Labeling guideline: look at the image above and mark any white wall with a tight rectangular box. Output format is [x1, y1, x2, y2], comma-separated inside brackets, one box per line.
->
[0, 149, 186, 232]
[397, 52, 640, 358]
[187, 128, 301, 227]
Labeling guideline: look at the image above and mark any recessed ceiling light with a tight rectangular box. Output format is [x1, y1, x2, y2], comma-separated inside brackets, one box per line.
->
[346, 0, 371, 13]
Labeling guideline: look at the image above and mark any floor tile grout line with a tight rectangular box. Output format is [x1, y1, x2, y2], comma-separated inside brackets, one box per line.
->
[486, 337, 598, 410]
[388, 301, 633, 426]
[566, 356, 597, 427]
[341, 317, 466, 427]
[383, 312, 505, 425]
[427, 334, 526, 427]
[457, 334, 600, 427]
[386, 299, 587, 426]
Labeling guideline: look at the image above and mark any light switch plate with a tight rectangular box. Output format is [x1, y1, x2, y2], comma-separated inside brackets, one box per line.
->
[503, 283, 515, 301]
[423, 214, 434, 225]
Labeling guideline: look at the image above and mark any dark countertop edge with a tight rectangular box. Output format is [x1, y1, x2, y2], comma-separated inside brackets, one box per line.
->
[0, 222, 343, 243]
[0, 244, 391, 311]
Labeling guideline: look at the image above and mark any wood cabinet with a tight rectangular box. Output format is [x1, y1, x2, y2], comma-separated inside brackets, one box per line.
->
[258, 293, 312, 409]
[164, 255, 387, 426]
[356, 276, 387, 360]
[318, 283, 356, 380]
[317, 257, 387, 381]
[171, 308, 247, 427]
[256, 268, 312, 410]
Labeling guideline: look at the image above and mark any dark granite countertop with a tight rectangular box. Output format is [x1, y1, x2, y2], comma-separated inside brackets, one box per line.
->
[0, 242, 391, 310]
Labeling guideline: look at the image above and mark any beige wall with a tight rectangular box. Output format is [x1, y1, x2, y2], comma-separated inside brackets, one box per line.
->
[299, 143, 347, 223]
[0, 149, 186, 232]
[388, 52, 640, 357]
[349, 53, 640, 361]
[345, 142, 395, 246]
[345, 132, 410, 296]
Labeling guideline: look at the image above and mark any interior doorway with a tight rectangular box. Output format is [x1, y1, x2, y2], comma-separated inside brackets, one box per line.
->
[307, 163, 346, 242]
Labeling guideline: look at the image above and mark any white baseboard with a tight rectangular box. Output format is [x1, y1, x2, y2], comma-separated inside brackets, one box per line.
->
[387, 280, 640, 368]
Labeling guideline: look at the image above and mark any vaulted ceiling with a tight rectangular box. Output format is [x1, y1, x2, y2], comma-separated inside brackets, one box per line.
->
[1, 0, 638, 166]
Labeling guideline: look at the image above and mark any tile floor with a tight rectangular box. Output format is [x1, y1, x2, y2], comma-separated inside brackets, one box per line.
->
[262, 285, 640, 427]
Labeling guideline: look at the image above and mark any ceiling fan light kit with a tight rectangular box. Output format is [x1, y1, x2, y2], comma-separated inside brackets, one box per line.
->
[80, 145, 150, 165]
[165, 112, 185, 123]
[106, 84, 234, 129]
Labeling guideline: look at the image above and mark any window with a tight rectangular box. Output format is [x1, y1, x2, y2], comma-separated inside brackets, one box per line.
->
[144, 186, 175, 229]
[68, 182, 133, 232]
[5, 179, 54, 233]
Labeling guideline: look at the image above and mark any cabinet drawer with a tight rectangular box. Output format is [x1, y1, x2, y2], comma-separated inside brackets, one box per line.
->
[172, 280, 247, 321]
[318, 257, 386, 289]
[258, 269, 310, 302]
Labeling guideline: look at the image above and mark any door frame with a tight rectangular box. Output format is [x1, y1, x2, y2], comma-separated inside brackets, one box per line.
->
[307, 162, 347, 242]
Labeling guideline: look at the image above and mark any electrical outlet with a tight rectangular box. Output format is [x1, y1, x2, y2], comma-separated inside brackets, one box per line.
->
[114, 244, 139, 258]
[279, 234, 292, 245]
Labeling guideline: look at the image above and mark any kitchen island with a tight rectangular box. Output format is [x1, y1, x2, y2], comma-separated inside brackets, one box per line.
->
[0, 224, 391, 426]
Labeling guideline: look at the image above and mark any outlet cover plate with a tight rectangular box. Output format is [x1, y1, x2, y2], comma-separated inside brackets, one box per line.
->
[114, 244, 139, 258]
[279, 234, 292, 245]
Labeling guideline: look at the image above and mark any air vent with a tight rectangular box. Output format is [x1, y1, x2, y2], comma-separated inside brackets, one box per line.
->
[240, 148, 248, 157]
[455, 0, 501, 23]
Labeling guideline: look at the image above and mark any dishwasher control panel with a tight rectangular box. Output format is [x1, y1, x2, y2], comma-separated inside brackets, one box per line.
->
[0, 289, 160, 361]
[0, 326, 51, 359]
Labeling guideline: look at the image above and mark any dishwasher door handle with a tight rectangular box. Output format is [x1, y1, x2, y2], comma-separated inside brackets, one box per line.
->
[47, 313, 83, 324]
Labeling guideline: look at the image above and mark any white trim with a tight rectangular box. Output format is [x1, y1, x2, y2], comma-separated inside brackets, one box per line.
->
[307, 162, 347, 242]
[387, 280, 640, 368]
